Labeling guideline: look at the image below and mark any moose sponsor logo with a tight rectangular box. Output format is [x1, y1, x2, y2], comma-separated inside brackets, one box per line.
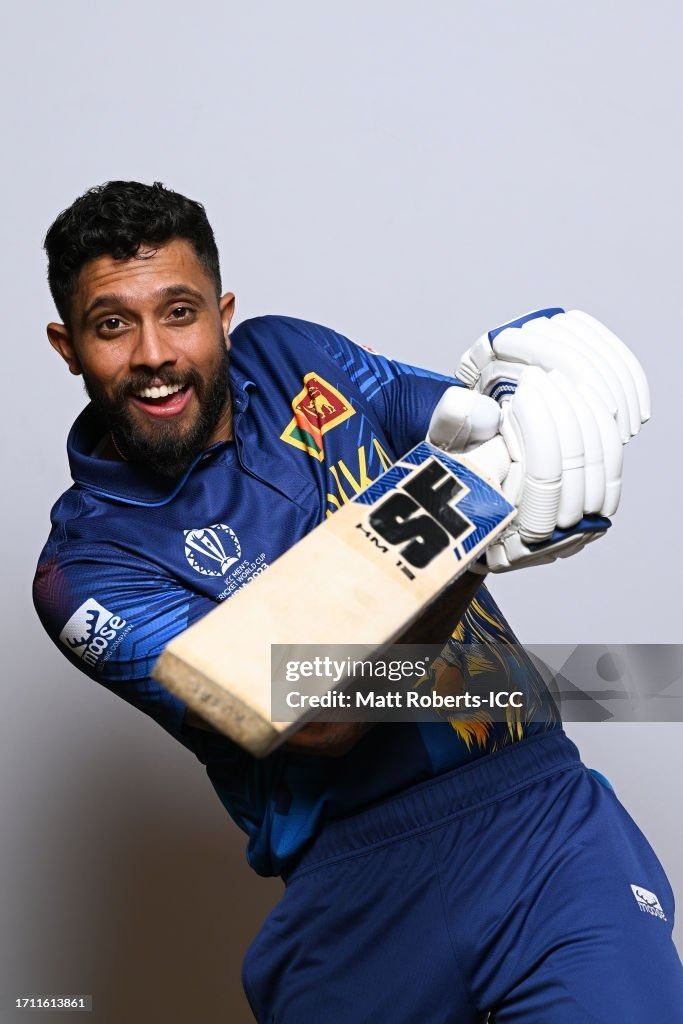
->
[59, 599, 128, 669]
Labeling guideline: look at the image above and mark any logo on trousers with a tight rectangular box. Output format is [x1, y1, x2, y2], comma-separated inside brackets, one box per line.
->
[631, 885, 667, 921]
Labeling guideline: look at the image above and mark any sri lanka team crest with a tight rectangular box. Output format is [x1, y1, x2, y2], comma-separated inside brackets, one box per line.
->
[280, 372, 355, 460]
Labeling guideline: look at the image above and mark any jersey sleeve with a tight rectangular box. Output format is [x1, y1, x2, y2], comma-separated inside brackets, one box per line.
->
[32, 541, 225, 760]
[265, 316, 465, 456]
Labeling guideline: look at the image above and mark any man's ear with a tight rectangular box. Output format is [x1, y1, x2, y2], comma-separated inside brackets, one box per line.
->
[47, 322, 82, 376]
[219, 292, 236, 347]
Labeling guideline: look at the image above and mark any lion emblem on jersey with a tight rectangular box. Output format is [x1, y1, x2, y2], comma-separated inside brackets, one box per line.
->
[281, 372, 355, 460]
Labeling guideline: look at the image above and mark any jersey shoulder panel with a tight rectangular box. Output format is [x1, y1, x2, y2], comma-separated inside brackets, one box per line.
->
[230, 314, 395, 392]
[230, 315, 456, 454]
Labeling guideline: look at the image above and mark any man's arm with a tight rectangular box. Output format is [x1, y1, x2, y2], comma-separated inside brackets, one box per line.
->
[33, 546, 219, 754]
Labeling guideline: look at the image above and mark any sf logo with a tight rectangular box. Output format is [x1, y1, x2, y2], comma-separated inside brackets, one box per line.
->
[368, 460, 473, 568]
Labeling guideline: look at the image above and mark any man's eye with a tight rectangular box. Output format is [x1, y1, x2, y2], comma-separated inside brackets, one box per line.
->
[99, 317, 124, 332]
[170, 306, 192, 319]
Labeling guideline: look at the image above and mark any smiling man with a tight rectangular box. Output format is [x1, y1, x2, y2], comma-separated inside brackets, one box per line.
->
[46, 232, 235, 478]
[34, 181, 682, 1022]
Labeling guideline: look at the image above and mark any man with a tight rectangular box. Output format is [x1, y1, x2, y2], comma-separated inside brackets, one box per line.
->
[34, 181, 682, 1022]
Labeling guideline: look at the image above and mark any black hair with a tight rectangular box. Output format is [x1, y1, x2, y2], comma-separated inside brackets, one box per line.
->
[44, 180, 222, 325]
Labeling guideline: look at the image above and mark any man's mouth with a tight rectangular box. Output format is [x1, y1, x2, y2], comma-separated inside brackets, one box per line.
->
[129, 382, 194, 418]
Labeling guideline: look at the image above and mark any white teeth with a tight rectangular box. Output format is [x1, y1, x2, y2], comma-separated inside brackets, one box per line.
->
[135, 383, 184, 399]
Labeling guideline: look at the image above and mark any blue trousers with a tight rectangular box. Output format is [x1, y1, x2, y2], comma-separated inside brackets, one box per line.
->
[243, 731, 683, 1022]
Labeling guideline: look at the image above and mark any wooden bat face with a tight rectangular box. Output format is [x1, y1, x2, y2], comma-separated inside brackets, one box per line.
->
[152, 442, 515, 756]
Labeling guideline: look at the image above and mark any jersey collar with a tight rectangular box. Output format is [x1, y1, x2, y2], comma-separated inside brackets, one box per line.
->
[67, 367, 256, 506]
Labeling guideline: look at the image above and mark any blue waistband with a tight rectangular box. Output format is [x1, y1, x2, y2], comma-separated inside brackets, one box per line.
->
[284, 730, 582, 882]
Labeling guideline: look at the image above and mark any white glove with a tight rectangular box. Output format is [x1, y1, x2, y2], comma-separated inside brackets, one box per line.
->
[426, 386, 502, 451]
[432, 306, 651, 572]
[456, 308, 650, 444]
[465, 366, 616, 572]
[428, 364, 627, 573]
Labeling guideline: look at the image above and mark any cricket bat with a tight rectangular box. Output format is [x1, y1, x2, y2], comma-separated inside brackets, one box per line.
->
[152, 439, 515, 756]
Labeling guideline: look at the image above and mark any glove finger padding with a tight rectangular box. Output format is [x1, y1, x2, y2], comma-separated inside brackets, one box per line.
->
[560, 311, 642, 438]
[565, 310, 651, 426]
[500, 317, 630, 442]
[464, 366, 615, 573]
[576, 381, 623, 516]
[504, 367, 619, 535]
[550, 370, 606, 514]
[531, 370, 587, 528]
[500, 367, 563, 543]
[457, 308, 649, 447]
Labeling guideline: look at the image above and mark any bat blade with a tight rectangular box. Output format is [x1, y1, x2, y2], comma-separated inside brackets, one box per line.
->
[152, 442, 515, 756]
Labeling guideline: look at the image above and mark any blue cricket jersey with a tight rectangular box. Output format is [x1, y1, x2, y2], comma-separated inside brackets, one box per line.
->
[34, 316, 559, 876]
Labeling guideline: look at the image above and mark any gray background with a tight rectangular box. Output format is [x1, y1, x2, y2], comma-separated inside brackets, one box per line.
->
[2, 2, 681, 1021]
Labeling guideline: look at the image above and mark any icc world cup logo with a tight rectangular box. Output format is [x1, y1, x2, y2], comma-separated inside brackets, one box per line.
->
[184, 524, 242, 577]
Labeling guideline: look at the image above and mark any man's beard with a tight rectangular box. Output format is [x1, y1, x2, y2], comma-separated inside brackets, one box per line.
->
[83, 340, 231, 480]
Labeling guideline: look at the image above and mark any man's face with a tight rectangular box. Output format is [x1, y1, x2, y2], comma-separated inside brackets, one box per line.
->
[47, 238, 235, 479]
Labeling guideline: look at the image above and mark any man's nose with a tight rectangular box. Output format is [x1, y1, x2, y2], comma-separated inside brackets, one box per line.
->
[130, 321, 178, 371]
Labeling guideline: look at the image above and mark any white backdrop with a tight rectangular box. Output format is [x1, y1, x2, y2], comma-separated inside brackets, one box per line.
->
[1, 3, 681, 1021]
